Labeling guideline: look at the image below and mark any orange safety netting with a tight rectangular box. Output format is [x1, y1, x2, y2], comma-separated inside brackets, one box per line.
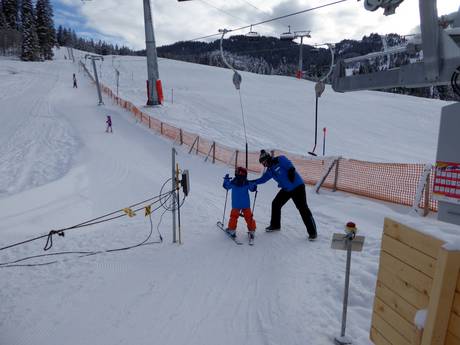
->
[82, 63, 438, 212]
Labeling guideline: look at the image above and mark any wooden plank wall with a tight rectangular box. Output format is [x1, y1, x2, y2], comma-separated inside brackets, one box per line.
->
[371, 218, 444, 345]
[446, 267, 460, 345]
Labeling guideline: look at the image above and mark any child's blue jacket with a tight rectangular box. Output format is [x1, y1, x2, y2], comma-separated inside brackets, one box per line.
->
[223, 177, 257, 209]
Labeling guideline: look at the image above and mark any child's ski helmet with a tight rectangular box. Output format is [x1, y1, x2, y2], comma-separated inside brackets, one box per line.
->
[235, 166, 248, 177]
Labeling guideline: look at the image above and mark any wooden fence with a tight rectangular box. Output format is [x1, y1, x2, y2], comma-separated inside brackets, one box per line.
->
[371, 218, 460, 345]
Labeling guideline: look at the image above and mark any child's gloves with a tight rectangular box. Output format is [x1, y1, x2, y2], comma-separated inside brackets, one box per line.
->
[224, 174, 230, 180]
[287, 167, 295, 183]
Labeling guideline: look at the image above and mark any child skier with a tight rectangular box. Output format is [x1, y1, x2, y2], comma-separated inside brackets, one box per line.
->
[223, 167, 257, 241]
[106, 115, 112, 133]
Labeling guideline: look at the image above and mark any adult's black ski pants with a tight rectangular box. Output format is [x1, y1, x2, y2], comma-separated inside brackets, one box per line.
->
[270, 184, 317, 237]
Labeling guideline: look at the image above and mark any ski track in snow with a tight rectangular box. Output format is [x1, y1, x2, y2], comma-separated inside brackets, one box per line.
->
[0, 60, 79, 197]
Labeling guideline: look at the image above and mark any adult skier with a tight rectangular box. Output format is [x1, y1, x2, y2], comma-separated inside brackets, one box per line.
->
[253, 150, 317, 241]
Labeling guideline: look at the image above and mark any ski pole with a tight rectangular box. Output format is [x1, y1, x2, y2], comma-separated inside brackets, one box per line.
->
[251, 190, 258, 215]
[222, 189, 229, 225]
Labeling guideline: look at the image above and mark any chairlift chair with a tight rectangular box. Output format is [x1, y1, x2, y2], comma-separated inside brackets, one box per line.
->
[280, 25, 295, 41]
[246, 25, 260, 38]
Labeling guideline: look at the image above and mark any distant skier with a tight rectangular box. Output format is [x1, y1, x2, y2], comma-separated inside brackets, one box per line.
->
[223, 167, 257, 241]
[73, 73, 78, 88]
[106, 115, 112, 133]
[253, 150, 317, 241]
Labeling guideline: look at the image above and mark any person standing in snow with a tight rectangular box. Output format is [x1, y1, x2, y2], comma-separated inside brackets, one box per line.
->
[73, 73, 78, 88]
[252, 150, 317, 241]
[106, 115, 112, 133]
[223, 167, 257, 240]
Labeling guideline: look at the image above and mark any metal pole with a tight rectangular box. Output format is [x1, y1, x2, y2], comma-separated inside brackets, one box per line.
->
[323, 127, 326, 156]
[116, 69, 120, 97]
[176, 163, 182, 244]
[143, 0, 160, 106]
[172, 148, 177, 243]
[341, 234, 353, 338]
[245, 142, 248, 170]
[92, 58, 104, 105]
[299, 36, 303, 77]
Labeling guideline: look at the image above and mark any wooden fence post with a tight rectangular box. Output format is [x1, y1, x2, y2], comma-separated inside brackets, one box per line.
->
[196, 136, 200, 154]
[188, 136, 199, 154]
[160, 122, 163, 135]
[421, 249, 460, 345]
[423, 172, 431, 217]
[333, 158, 340, 192]
[212, 142, 216, 164]
[180, 129, 183, 145]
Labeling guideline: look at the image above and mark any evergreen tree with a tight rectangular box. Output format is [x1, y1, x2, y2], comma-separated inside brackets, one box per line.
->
[0, 1, 8, 29]
[2, 0, 17, 29]
[56, 25, 63, 46]
[35, 0, 55, 59]
[20, 0, 40, 61]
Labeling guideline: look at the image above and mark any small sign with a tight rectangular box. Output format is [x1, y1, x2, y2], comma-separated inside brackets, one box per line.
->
[331, 233, 365, 252]
[433, 161, 460, 204]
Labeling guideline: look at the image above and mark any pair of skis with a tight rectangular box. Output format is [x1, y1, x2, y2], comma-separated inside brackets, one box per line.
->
[216, 221, 254, 245]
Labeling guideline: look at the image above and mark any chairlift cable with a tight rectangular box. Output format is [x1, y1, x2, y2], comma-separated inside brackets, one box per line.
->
[188, 0, 350, 41]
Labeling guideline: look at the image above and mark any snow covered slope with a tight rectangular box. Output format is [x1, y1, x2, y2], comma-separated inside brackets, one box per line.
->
[93, 53, 451, 163]
[0, 49, 457, 345]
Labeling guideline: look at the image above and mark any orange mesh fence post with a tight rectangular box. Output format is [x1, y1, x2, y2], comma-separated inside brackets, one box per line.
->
[213, 142, 236, 165]
[161, 123, 181, 141]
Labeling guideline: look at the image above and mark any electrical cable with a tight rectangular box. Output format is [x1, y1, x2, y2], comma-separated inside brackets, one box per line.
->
[0, 190, 172, 252]
[0, 194, 175, 268]
[237, 0, 267, 14]
[197, 0, 247, 23]
[188, 0, 350, 41]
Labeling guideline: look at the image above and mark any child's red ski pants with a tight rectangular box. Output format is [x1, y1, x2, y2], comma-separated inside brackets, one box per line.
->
[228, 208, 256, 231]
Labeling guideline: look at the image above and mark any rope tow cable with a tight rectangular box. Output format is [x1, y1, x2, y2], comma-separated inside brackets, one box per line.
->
[219, 29, 249, 169]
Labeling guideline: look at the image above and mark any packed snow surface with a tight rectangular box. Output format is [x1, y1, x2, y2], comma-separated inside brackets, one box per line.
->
[0, 49, 458, 345]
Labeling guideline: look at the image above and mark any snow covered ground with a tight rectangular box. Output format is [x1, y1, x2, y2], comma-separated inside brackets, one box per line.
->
[0, 49, 458, 345]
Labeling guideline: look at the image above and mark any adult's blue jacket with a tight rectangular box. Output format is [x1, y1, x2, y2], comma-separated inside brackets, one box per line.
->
[223, 177, 257, 209]
[253, 155, 304, 192]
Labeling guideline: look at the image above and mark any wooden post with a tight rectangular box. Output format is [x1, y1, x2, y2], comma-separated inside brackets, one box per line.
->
[315, 159, 337, 193]
[188, 136, 199, 154]
[333, 158, 340, 192]
[421, 249, 460, 345]
[212, 142, 216, 164]
[423, 172, 431, 217]
[160, 122, 163, 135]
[148, 116, 151, 129]
[180, 129, 183, 145]
[196, 136, 199, 154]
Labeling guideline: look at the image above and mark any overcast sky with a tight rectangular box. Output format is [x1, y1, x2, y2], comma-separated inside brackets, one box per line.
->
[52, 0, 460, 50]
